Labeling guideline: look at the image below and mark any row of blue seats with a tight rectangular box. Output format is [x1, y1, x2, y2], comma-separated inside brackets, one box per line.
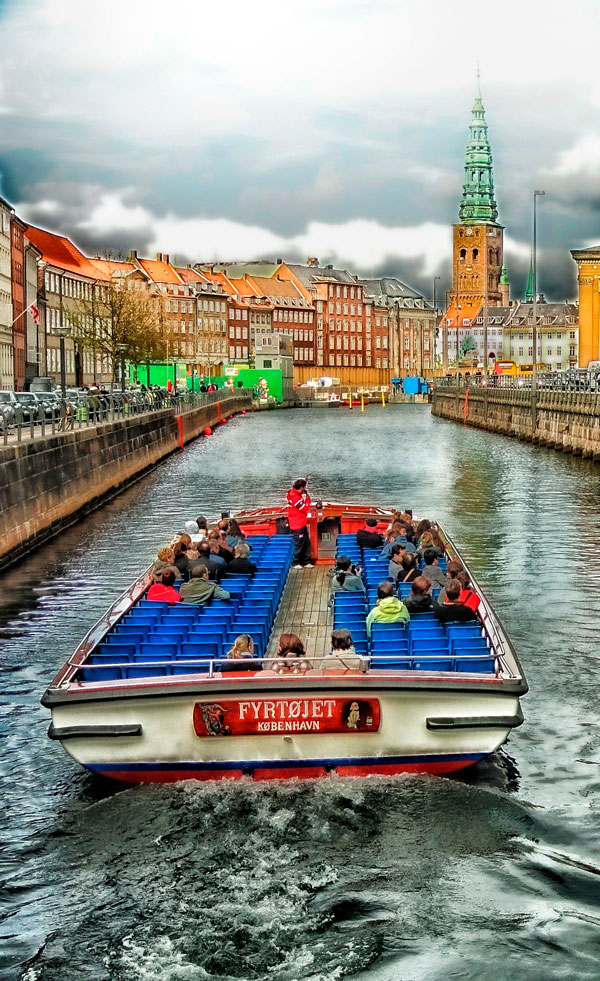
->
[80, 536, 294, 681]
[332, 585, 494, 673]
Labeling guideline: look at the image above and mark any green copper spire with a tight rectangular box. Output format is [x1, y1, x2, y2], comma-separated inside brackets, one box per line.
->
[525, 255, 534, 301]
[500, 264, 509, 285]
[458, 78, 499, 224]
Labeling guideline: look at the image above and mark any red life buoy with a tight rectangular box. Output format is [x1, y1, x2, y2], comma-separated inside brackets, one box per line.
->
[203, 427, 212, 436]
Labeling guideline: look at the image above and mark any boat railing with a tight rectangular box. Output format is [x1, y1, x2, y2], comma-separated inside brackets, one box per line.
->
[435, 525, 524, 683]
[69, 652, 506, 680]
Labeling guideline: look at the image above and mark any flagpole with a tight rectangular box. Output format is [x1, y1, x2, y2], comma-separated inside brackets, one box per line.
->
[11, 303, 37, 327]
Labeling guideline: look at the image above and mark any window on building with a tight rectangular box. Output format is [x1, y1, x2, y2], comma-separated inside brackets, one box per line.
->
[556, 346, 562, 355]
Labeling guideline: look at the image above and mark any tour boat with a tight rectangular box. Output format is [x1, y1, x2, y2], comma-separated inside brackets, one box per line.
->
[41, 503, 527, 783]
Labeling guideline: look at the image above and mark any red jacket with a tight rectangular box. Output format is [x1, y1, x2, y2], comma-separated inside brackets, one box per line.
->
[459, 588, 480, 611]
[287, 486, 311, 530]
[147, 583, 181, 604]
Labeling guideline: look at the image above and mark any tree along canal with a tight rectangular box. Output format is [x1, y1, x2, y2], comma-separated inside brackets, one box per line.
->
[2, 404, 600, 980]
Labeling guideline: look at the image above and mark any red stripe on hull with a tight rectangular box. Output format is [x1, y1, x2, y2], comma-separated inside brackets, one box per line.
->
[91, 758, 478, 784]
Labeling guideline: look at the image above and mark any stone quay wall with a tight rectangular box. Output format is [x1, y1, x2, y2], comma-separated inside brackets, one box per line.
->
[432, 385, 600, 460]
[0, 394, 251, 569]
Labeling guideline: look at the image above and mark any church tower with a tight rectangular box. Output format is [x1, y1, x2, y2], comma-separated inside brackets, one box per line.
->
[447, 78, 504, 323]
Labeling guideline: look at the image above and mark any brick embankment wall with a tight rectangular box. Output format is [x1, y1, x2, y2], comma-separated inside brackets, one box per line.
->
[0, 395, 251, 569]
[432, 387, 600, 460]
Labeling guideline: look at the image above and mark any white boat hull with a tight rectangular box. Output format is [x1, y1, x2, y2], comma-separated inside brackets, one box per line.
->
[48, 678, 523, 782]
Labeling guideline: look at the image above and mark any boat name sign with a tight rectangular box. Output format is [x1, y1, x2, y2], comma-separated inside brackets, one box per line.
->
[193, 696, 381, 737]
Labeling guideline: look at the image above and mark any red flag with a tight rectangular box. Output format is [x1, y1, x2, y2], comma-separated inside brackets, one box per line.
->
[30, 304, 39, 325]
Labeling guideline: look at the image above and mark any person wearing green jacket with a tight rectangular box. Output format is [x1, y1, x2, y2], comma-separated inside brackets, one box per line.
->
[179, 565, 231, 605]
[366, 581, 410, 635]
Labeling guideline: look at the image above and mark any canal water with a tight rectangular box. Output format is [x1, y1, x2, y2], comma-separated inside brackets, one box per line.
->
[2, 404, 600, 980]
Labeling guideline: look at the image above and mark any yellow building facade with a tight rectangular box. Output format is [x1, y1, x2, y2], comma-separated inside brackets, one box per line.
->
[570, 247, 600, 366]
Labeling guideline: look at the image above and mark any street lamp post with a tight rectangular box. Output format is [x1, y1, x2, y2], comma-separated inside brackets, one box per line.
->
[52, 324, 71, 398]
[116, 343, 127, 391]
[532, 190, 545, 421]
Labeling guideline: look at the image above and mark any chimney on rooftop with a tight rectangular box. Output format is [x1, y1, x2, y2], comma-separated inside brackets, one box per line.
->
[307, 257, 319, 267]
[164, 254, 170, 264]
[129, 249, 138, 261]
[325, 264, 333, 270]
[276, 257, 283, 264]
[156, 252, 163, 262]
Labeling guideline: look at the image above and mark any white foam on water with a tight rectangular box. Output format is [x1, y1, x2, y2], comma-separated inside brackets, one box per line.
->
[112, 934, 213, 981]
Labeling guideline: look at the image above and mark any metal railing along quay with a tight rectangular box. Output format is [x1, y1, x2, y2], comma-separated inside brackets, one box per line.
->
[0, 389, 251, 446]
[435, 373, 600, 394]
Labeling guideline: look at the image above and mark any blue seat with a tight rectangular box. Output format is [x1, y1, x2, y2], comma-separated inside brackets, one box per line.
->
[411, 638, 450, 652]
[113, 625, 149, 640]
[371, 657, 412, 670]
[180, 642, 220, 658]
[89, 652, 131, 665]
[79, 666, 122, 682]
[371, 641, 410, 655]
[413, 657, 453, 672]
[451, 638, 489, 653]
[133, 652, 173, 663]
[97, 641, 137, 658]
[140, 642, 178, 658]
[126, 665, 169, 678]
[145, 631, 186, 646]
[455, 656, 496, 674]
[171, 662, 211, 675]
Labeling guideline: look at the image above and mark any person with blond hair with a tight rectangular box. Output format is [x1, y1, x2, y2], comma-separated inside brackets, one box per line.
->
[151, 546, 179, 582]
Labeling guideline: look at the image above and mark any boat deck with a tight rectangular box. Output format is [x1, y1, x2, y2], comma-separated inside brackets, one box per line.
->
[266, 566, 332, 659]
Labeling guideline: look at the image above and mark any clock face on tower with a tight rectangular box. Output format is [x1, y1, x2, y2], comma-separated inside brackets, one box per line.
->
[465, 227, 473, 235]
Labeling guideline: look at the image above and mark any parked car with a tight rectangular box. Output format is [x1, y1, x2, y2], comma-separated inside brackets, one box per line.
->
[0, 391, 17, 429]
[14, 391, 44, 422]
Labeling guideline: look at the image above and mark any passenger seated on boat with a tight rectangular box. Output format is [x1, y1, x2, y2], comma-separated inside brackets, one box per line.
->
[320, 628, 362, 671]
[403, 576, 433, 614]
[147, 569, 182, 604]
[397, 552, 419, 585]
[366, 582, 410, 635]
[179, 565, 231, 605]
[195, 515, 209, 539]
[437, 559, 464, 603]
[397, 512, 416, 543]
[221, 633, 260, 672]
[380, 524, 417, 558]
[330, 556, 365, 593]
[416, 530, 443, 561]
[194, 542, 226, 581]
[226, 518, 246, 548]
[388, 544, 406, 581]
[208, 531, 234, 564]
[274, 633, 310, 671]
[456, 571, 481, 611]
[151, 547, 179, 582]
[207, 541, 226, 567]
[227, 543, 257, 576]
[433, 580, 479, 623]
[226, 634, 255, 659]
[356, 517, 384, 549]
[184, 520, 205, 544]
[421, 548, 448, 588]
[415, 519, 432, 547]
[172, 541, 191, 581]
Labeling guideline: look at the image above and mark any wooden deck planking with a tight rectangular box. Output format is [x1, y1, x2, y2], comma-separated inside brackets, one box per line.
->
[267, 566, 332, 659]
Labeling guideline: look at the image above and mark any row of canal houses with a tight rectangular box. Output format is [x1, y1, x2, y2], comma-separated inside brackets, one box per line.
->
[0, 195, 436, 390]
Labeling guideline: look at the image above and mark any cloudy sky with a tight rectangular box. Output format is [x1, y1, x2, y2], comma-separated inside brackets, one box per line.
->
[1, 0, 599, 301]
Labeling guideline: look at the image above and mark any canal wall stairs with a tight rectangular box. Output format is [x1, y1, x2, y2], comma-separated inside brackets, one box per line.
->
[0, 393, 251, 570]
[432, 385, 600, 460]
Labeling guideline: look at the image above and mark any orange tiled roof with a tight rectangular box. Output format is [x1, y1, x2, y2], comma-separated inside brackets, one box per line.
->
[200, 270, 237, 294]
[175, 266, 208, 284]
[25, 224, 109, 280]
[89, 257, 139, 279]
[246, 274, 307, 302]
[136, 257, 183, 285]
[443, 302, 482, 328]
